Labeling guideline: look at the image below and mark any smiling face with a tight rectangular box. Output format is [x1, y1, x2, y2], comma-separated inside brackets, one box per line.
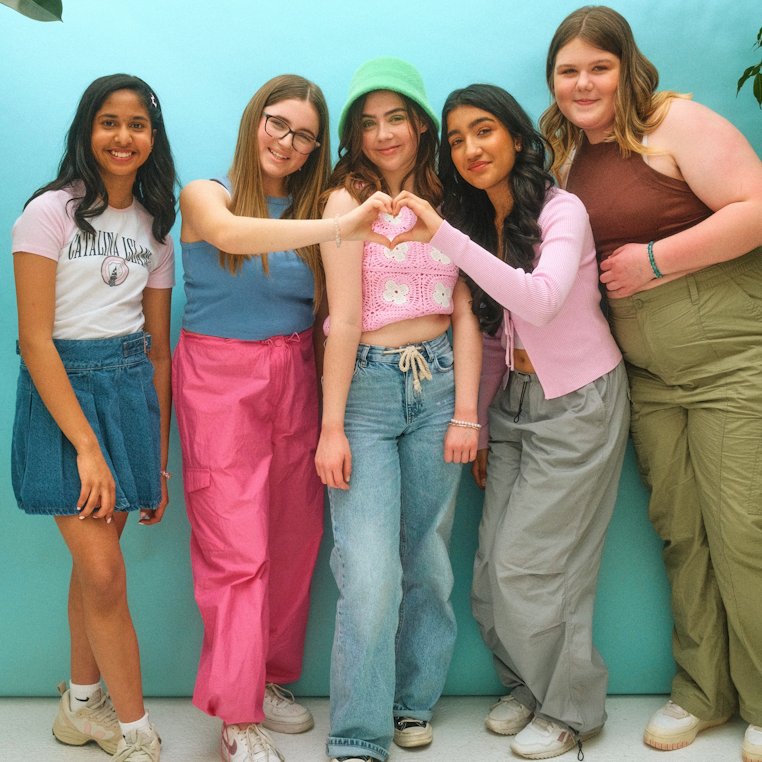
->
[446, 105, 522, 211]
[360, 90, 425, 192]
[91, 89, 155, 196]
[553, 37, 621, 144]
[257, 97, 319, 196]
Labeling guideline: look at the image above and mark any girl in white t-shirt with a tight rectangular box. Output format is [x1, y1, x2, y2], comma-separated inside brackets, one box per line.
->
[11, 74, 177, 762]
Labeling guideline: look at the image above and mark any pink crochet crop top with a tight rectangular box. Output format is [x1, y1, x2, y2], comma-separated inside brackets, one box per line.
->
[359, 206, 460, 332]
[323, 206, 460, 335]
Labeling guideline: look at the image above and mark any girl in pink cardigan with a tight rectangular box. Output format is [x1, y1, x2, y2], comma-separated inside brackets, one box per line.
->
[392, 84, 629, 761]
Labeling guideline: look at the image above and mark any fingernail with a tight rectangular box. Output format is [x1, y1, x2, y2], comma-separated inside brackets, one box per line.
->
[106, 517, 112, 524]
[140, 512, 146, 519]
[79, 515, 85, 520]
[76, 506, 83, 512]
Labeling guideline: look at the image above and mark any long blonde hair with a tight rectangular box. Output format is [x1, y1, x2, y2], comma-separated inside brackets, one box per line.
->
[539, 5, 688, 177]
[222, 75, 330, 308]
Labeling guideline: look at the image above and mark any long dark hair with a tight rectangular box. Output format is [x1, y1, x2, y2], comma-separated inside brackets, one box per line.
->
[326, 93, 442, 207]
[440, 84, 555, 335]
[26, 73, 176, 242]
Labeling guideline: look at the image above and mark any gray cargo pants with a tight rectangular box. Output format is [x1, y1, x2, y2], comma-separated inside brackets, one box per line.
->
[471, 362, 629, 734]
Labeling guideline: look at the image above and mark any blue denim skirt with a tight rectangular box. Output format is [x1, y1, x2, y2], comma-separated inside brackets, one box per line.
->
[12, 332, 161, 515]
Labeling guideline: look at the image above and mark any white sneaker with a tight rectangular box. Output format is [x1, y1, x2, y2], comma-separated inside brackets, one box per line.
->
[485, 695, 533, 735]
[510, 717, 601, 760]
[221, 723, 284, 762]
[262, 683, 314, 734]
[643, 700, 730, 750]
[52, 680, 120, 754]
[393, 717, 433, 747]
[112, 724, 161, 762]
[743, 724, 762, 762]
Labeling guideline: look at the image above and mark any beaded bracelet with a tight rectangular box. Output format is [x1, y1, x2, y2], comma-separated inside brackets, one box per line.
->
[161, 470, 172, 480]
[648, 241, 663, 279]
[449, 418, 482, 430]
[334, 214, 342, 249]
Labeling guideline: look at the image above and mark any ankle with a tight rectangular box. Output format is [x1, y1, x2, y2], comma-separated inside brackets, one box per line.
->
[119, 711, 150, 738]
[69, 680, 102, 712]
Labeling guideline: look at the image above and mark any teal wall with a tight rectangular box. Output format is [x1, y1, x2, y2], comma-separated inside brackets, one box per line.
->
[0, 0, 759, 697]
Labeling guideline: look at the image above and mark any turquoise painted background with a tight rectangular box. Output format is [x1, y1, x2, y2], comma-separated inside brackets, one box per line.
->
[0, 0, 759, 697]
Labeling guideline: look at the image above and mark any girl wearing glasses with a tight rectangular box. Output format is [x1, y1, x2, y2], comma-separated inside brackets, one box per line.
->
[316, 58, 482, 762]
[173, 74, 392, 762]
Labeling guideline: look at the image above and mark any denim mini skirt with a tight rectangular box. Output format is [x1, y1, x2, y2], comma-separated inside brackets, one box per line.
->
[12, 332, 161, 515]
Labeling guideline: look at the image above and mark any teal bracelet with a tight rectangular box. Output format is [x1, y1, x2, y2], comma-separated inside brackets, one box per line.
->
[648, 241, 663, 279]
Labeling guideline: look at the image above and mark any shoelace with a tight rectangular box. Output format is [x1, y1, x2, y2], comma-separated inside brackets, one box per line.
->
[112, 729, 157, 762]
[395, 717, 427, 730]
[87, 690, 119, 726]
[265, 682, 296, 708]
[382, 345, 432, 392]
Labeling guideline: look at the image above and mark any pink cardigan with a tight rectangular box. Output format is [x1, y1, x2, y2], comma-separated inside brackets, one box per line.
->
[430, 188, 622, 447]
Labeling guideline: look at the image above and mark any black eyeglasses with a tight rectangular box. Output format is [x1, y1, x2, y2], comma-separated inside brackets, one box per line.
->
[262, 113, 320, 155]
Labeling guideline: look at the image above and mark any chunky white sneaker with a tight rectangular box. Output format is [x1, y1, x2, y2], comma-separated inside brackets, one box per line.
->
[743, 724, 762, 762]
[112, 724, 161, 762]
[221, 723, 284, 762]
[393, 717, 433, 747]
[52, 680, 120, 754]
[485, 695, 533, 735]
[510, 717, 601, 760]
[261, 683, 314, 734]
[333, 757, 376, 762]
[643, 700, 730, 750]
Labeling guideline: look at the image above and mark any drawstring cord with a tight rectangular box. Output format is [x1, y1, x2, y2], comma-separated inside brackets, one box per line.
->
[514, 378, 530, 423]
[382, 345, 432, 392]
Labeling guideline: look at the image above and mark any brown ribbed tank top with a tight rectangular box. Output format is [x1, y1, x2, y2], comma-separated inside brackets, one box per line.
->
[566, 136, 712, 263]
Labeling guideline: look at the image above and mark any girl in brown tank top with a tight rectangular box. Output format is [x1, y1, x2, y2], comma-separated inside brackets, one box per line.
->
[538, 6, 762, 762]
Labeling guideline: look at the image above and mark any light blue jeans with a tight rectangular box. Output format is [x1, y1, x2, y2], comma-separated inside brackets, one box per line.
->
[326, 332, 461, 761]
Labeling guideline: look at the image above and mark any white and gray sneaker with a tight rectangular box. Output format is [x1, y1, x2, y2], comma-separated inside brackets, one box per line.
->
[485, 695, 533, 735]
[510, 717, 601, 760]
[262, 683, 314, 734]
[221, 723, 284, 762]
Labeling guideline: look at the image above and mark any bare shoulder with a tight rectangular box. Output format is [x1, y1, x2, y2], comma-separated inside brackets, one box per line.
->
[653, 97, 741, 145]
[179, 179, 230, 212]
[323, 188, 360, 217]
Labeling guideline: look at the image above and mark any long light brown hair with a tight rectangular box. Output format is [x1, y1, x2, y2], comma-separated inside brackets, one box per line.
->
[325, 92, 442, 208]
[539, 5, 688, 177]
[222, 75, 330, 308]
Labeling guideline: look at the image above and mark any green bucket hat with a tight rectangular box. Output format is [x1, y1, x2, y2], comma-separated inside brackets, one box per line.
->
[338, 57, 439, 140]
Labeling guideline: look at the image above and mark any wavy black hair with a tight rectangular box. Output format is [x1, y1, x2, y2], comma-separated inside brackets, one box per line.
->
[440, 84, 555, 335]
[27, 73, 176, 242]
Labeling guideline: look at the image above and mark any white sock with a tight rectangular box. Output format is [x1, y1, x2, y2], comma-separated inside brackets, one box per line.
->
[119, 712, 150, 738]
[69, 681, 101, 712]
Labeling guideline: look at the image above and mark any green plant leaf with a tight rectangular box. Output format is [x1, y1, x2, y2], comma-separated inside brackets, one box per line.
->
[0, 0, 62, 21]
[737, 63, 761, 94]
[754, 72, 762, 108]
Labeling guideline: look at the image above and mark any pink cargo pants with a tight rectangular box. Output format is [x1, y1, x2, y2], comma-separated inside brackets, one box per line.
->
[172, 328, 324, 724]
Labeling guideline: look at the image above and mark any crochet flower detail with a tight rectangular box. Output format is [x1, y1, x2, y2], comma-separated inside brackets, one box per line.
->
[432, 283, 452, 307]
[381, 212, 405, 226]
[383, 280, 410, 304]
[383, 242, 408, 262]
[430, 247, 451, 265]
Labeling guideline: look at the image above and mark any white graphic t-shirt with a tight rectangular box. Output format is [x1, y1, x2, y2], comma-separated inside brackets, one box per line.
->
[12, 185, 175, 339]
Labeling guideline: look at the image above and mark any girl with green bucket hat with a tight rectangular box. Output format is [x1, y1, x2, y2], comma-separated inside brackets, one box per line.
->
[315, 57, 482, 762]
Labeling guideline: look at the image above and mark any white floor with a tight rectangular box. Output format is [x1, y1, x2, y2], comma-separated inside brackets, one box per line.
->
[0, 695, 748, 761]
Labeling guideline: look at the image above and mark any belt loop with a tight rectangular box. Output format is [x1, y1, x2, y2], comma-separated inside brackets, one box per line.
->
[359, 344, 370, 368]
[687, 275, 700, 306]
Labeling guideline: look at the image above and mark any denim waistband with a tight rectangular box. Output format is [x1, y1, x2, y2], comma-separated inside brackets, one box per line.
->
[17, 331, 152, 370]
[355, 331, 450, 365]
